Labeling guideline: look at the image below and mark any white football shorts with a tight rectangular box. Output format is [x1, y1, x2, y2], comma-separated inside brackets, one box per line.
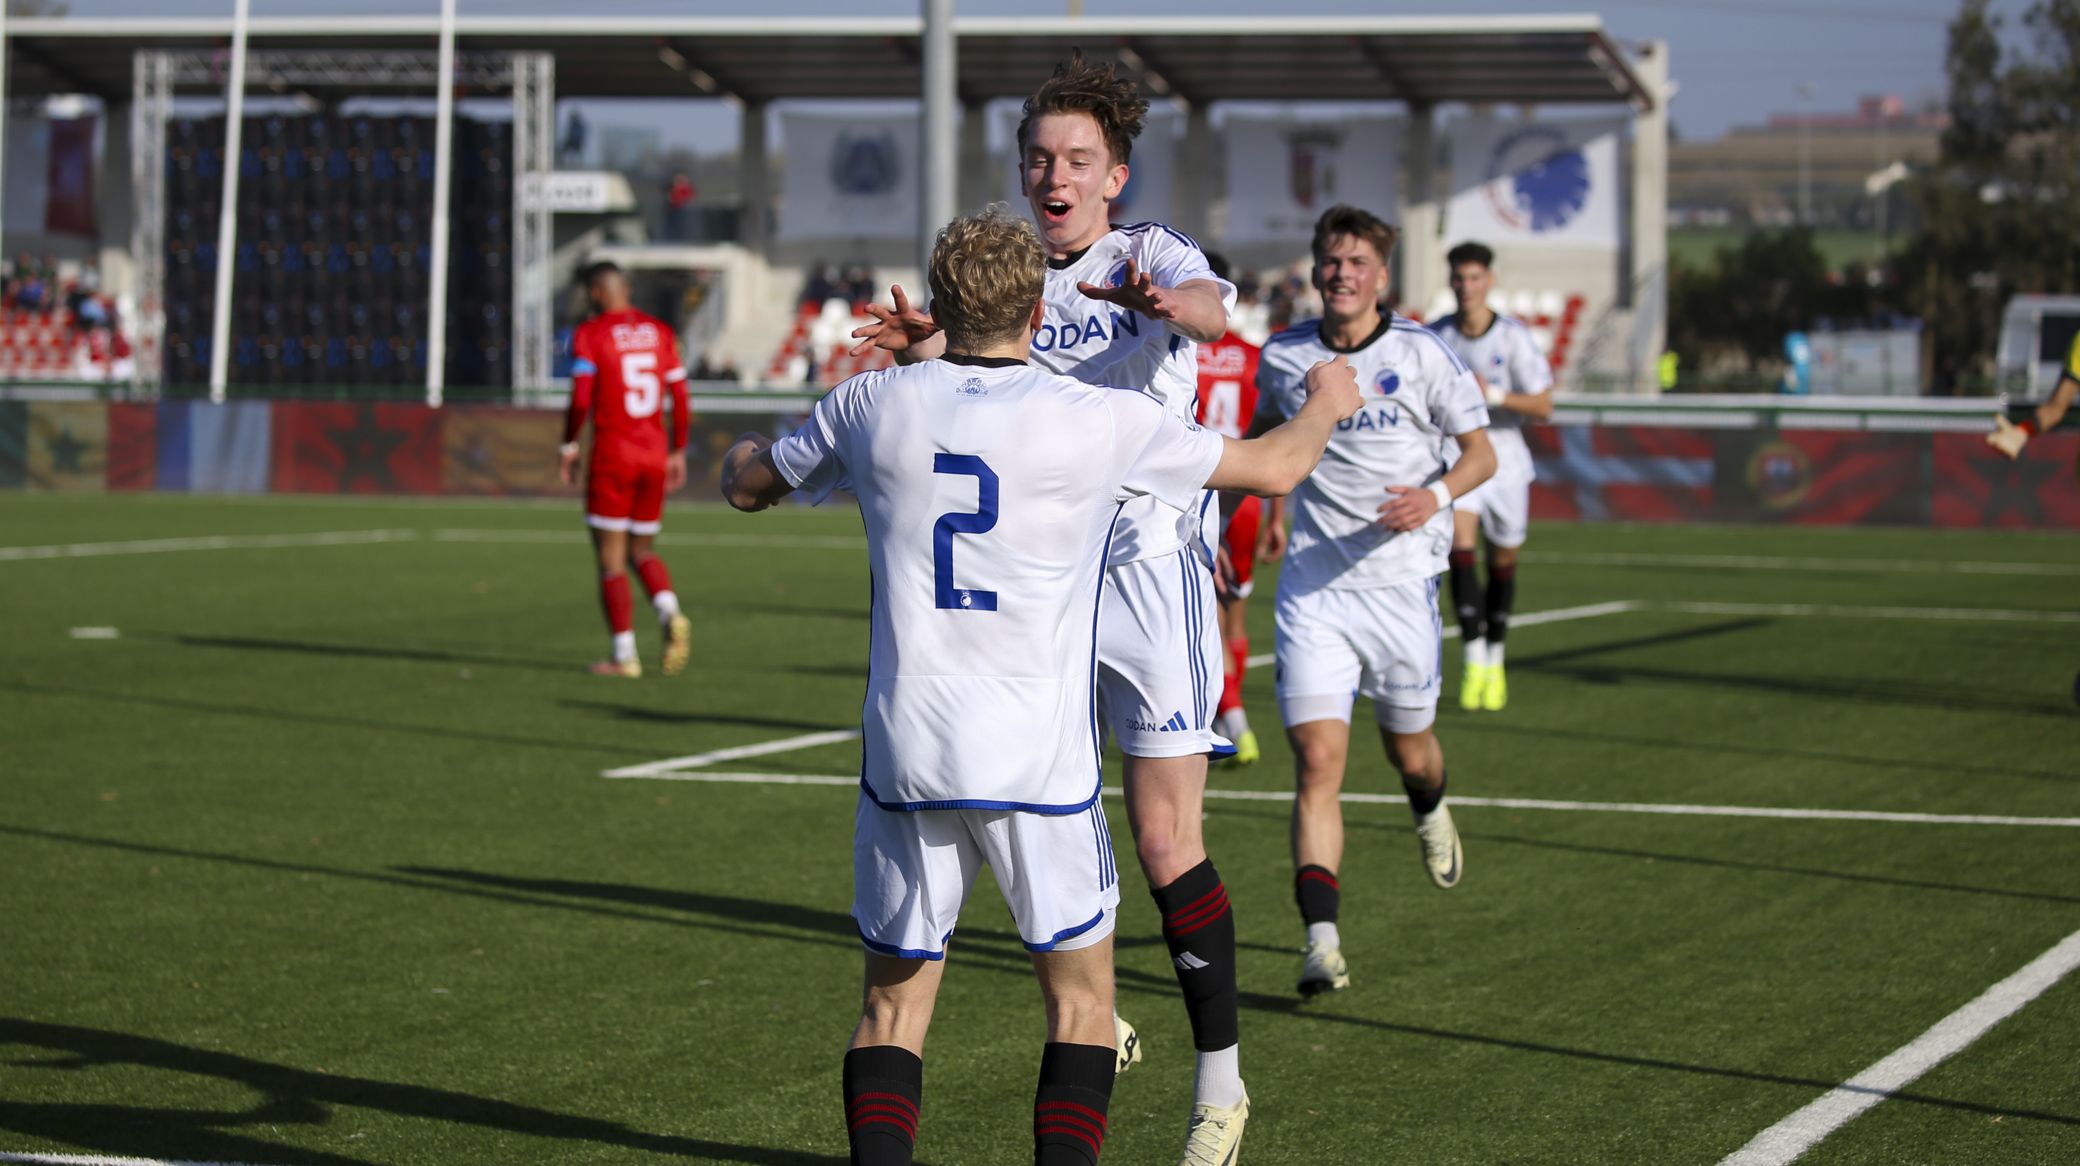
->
[1095, 548, 1234, 759]
[1455, 473, 1531, 550]
[1274, 576, 1444, 734]
[852, 793, 1122, 959]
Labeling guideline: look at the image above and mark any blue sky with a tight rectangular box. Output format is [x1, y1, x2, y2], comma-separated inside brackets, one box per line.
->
[58, 0, 2036, 145]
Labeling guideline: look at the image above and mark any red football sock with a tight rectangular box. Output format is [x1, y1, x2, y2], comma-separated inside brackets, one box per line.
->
[632, 553, 674, 599]
[1216, 636, 1249, 716]
[599, 571, 635, 635]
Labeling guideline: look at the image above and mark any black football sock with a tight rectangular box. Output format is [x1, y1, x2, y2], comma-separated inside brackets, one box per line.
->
[1294, 864, 1340, 927]
[843, 1045, 922, 1166]
[1447, 550, 1487, 645]
[1404, 768, 1447, 817]
[1485, 561, 1518, 648]
[1151, 859, 1240, 1053]
[1033, 1042, 1115, 1165]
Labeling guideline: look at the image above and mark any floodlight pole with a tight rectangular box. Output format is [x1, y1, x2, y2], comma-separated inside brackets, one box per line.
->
[0, 5, 9, 224]
[426, 0, 458, 406]
[207, 0, 254, 404]
[920, 0, 956, 275]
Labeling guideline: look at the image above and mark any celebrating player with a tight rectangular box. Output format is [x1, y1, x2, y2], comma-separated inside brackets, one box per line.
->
[1987, 330, 2078, 460]
[1194, 252, 1268, 766]
[1248, 206, 1497, 998]
[558, 262, 694, 678]
[1430, 242, 1555, 712]
[722, 207, 1359, 1166]
[850, 53, 1253, 1163]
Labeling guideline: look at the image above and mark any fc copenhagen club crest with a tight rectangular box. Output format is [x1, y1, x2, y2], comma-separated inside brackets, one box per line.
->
[1286, 128, 1344, 210]
[1484, 126, 1591, 234]
[1374, 369, 1402, 396]
[1745, 440, 1814, 511]
[829, 130, 900, 196]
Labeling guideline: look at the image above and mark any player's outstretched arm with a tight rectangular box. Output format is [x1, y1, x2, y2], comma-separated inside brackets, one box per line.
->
[848, 284, 946, 364]
[1207, 357, 1361, 496]
[1076, 262, 1228, 343]
[1378, 429, 1498, 532]
[720, 433, 795, 512]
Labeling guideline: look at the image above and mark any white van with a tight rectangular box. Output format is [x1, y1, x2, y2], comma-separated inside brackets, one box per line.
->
[1996, 294, 2080, 399]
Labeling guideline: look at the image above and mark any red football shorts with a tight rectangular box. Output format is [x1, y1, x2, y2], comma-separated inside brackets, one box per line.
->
[586, 455, 666, 536]
[1223, 494, 1262, 598]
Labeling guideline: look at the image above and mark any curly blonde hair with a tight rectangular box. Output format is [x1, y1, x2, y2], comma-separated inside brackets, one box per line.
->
[929, 205, 1046, 351]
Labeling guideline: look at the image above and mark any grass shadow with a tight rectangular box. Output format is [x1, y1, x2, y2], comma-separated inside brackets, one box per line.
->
[0, 1018, 848, 1164]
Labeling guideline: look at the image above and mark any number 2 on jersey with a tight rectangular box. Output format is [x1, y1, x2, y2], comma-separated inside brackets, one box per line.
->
[621, 352, 661, 419]
[932, 453, 998, 612]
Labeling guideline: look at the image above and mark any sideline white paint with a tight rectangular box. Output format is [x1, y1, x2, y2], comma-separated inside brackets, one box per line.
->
[1719, 926, 2080, 1166]
[0, 530, 418, 562]
[1245, 599, 1641, 668]
[1666, 600, 2080, 624]
[0, 1154, 281, 1166]
[432, 528, 867, 551]
[606, 768, 2080, 829]
[1528, 549, 2080, 578]
[600, 729, 863, 779]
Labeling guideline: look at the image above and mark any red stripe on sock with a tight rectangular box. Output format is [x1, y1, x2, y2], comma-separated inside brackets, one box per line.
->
[1297, 868, 1339, 889]
[1165, 884, 1226, 922]
[1035, 1123, 1105, 1157]
[849, 1092, 919, 1115]
[1035, 1099, 1109, 1129]
[1165, 890, 1231, 937]
[850, 1113, 917, 1138]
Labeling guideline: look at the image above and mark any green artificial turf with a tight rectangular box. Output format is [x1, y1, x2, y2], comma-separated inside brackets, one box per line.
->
[2, 494, 2076, 1165]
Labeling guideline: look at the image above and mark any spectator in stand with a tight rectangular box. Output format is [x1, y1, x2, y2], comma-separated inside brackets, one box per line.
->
[842, 264, 874, 308]
[666, 172, 696, 240]
[802, 264, 839, 309]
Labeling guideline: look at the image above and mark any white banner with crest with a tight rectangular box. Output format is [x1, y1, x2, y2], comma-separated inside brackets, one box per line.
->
[1222, 117, 1400, 245]
[1445, 117, 1624, 250]
[778, 115, 920, 240]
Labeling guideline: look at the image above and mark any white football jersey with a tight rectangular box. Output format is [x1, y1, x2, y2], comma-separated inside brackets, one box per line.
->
[1430, 312, 1552, 483]
[1255, 315, 1489, 593]
[771, 354, 1225, 814]
[1030, 222, 1237, 566]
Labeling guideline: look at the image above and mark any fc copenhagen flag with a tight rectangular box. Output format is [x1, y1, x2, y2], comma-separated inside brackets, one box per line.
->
[777, 115, 921, 241]
[1446, 118, 1623, 251]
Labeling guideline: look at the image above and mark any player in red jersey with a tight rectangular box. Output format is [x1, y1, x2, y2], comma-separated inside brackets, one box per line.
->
[558, 262, 694, 678]
[1194, 253, 1268, 766]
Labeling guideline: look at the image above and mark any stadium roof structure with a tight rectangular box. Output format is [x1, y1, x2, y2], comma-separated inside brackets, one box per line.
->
[5, 13, 1654, 110]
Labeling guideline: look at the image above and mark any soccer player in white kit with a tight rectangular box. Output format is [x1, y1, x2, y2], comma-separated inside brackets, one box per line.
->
[1430, 241, 1556, 712]
[849, 53, 1254, 1164]
[1247, 206, 1498, 998]
[727, 208, 1359, 1166]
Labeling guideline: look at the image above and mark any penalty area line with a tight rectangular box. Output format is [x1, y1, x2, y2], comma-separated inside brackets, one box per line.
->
[604, 769, 2080, 828]
[1718, 926, 2080, 1166]
[0, 529, 419, 562]
[600, 729, 862, 778]
[1245, 599, 1641, 668]
[0, 1147, 287, 1155]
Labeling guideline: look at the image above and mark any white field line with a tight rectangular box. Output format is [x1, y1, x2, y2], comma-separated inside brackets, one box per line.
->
[605, 767, 2080, 828]
[433, 528, 866, 550]
[0, 1155, 282, 1166]
[1719, 926, 2080, 1166]
[0, 529, 418, 562]
[1666, 600, 2080, 624]
[1528, 549, 2080, 578]
[600, 729, 862, 778]
[1245, 599, 1640, 668]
